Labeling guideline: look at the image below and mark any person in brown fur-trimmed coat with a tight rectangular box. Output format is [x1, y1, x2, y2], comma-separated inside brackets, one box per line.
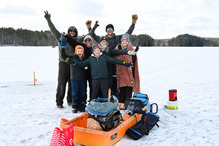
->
[115, 33, 140, 109]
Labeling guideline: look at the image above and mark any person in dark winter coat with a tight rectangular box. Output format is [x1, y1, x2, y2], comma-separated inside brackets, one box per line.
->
[64, 45, 133, 101]
[44, 10, 97, 108]
[69, 45, 87, 113]
[85, 15, 138, 97]
[115, 33, 140, 109]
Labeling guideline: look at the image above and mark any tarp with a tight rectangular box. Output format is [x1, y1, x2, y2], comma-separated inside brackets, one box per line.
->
[87, 96, 119, 115]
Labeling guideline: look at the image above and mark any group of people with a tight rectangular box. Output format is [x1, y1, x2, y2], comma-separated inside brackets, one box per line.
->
[44, 11, 140, 113]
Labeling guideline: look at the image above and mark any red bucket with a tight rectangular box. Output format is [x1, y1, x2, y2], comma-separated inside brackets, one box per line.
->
[169, 89, 177, 101]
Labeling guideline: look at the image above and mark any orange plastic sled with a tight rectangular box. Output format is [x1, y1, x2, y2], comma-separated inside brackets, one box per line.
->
[60, 112, 142, 146]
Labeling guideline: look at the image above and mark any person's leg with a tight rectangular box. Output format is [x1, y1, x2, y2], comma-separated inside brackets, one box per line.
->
[56, 62, 70, 108]
[118, 87, 127, 109]
[79, 80, 87, 112]
[91, 79, 100, 100]
[100, 79, 110, 98]
[125, 86, 133, 99]
[111, 76, 119, 97]
[71, 80, 79, 113]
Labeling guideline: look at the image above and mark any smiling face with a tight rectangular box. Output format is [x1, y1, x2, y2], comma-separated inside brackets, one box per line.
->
[69, 30, 76, 37]
[76, 48, 83, 57]
[121, 40, 129, 48]
[93, 48, 101, 56]
[100, 40, 108, 46]
[85, 38, 92, 47]
[106, 28, 114, 37]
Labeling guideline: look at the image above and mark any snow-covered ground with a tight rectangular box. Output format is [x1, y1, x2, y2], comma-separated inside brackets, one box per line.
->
[0, 46, 219, 146]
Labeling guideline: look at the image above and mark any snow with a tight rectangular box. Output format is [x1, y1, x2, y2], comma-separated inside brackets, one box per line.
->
[0, 46, 219, 146]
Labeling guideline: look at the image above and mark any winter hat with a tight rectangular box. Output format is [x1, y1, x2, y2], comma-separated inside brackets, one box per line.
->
[92, 45, 101, 53]
[68, 26, 78, 37]
[83, 35, 93, 44]
[99, 36, 108, 43]
[105, 24, 114, 32]
[75, 45, 84, 58]
[121, 33, 130, 43]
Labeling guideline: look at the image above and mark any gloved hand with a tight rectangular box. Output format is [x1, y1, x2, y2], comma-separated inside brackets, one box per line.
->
[132, 14, 138, 24]
[134, 46, 139, 52]
[127, 50, 137, 55]
[86, 20, 92, 29]
[123, 62, 133, 67]
[60, 35, 68, 48]
[44, 10, 51, 21]
[65, 57, 76, 65]
[93, 21, 99, 30]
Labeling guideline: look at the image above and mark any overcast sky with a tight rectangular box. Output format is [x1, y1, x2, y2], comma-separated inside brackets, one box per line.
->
[0, 0, 219, 39]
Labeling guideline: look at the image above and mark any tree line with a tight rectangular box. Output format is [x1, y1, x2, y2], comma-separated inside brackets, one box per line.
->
[1, 27, 219, 46]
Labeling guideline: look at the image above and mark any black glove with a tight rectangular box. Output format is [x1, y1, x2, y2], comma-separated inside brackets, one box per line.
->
[44, 11, 51, 20]
[123, 62, 133, 67]
[93, 21, 99, 30]
[134, 46, 139, 52]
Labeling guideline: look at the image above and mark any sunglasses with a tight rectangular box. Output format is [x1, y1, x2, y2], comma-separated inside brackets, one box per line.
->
[85, 38, 91, 42]
[69, 30, 76, 33]
[107, 28, 113, 31]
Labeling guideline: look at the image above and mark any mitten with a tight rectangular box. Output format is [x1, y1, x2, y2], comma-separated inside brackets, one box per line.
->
[134, 46, 139, 52]
[86, 20, 92, 29]
[44, 11, 51, 21]
[65, 57, 75, 65]
[132, 14, 138, 24]
[127, 50, 137, 55]
[60, 35, 68, 48]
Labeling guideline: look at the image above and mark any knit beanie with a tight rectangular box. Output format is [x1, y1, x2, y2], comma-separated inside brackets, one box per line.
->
[99, 36, 108, 43]
[121, 33, 130, 43]
[92, 45, 101, 53]
[105, 24, 114, 32]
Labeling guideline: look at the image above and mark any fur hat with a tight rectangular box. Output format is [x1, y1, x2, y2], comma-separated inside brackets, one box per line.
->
[105, 24, 114, 32]
[68, 26, 78, 37]
[121, 33, 130, 43]
[92, 45, 101, 53]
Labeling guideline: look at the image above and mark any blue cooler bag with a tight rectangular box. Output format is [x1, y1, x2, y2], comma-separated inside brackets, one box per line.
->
[133, 93, 149, 106]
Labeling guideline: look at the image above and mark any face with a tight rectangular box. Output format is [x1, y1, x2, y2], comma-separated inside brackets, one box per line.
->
[69, 30, 76, 37]
[93, 48, 101, 56]
[121, 40, 129, 48]
[106, 28, 114, 36]
[76, 48, 83, 57]
[100, 40, 108, 46]
[85, 38, 92, 46]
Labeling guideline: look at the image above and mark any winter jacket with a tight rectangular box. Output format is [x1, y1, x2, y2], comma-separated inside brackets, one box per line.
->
[70, 55, 87, 80]
[115, 45, 140, 93]
[75, 53, 125, 80]
[45, 19, 96, 61]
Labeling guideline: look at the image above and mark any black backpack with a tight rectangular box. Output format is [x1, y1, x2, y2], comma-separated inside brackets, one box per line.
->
[126, 107, 159, 140]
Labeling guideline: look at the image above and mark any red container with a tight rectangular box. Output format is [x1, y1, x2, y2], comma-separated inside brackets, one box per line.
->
[169, 89, 177, 101]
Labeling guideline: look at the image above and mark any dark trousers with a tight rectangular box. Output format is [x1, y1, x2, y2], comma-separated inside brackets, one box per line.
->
[111, 76, 119, 97]
[56, 61, 72, 106]
[91, 79, 109, 100]
[71, 80, 87, 110]
[119, 86, 133, 103]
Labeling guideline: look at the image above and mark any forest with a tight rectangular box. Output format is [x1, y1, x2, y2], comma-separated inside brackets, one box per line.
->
[1, 27, 219, 47]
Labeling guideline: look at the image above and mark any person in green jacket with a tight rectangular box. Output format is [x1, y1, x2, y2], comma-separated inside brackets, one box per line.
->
[64, 45, 132, 101]
[44, 10, 98, 108]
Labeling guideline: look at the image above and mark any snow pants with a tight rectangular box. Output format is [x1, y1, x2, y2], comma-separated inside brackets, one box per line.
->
[56, 61, 72, 106]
